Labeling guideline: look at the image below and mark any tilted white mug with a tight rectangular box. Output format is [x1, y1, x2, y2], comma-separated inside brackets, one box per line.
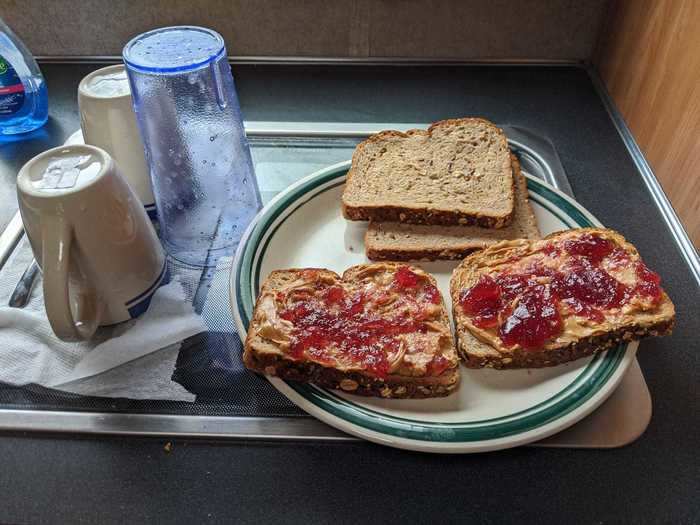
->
[78, 64, 156, 218]
[16, 144, 167, 341]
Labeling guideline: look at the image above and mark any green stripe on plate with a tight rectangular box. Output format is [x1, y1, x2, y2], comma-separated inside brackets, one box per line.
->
[287, 347, 623, 441]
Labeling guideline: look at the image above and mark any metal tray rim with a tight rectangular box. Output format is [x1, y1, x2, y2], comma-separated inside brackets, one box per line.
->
[0, 104, 692, 438]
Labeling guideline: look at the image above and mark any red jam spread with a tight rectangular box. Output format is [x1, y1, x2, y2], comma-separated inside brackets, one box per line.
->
[394, 265, 420, 288]
[562, 233, 615, 263]
[423, 285, 442, 305]
[460, 276, 502, 328]
[427, 355, 452, 376]
[460, 233, 663, 350]
[279, 266, 443, 377]
[394, 265, 442, 304]
[499, 285, 563, 349]
[634, 261, 662, 298]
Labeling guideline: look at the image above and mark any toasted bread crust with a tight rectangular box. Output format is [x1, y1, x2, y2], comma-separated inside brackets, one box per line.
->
[244, 351, 460, 399]
[366, 245, 478, 261]
[458, 317, 674, 369]
[342, 118, 515, 228]
[450, 228, 676, 368]
[342, 203, 513, 229]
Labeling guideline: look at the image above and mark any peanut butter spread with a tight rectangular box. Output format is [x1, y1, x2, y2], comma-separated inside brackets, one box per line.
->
[455, 230, 674, 352]
[253, 264, 456, 378]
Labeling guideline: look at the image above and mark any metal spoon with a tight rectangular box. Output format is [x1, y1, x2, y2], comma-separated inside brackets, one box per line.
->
[9, 259, 39, 308]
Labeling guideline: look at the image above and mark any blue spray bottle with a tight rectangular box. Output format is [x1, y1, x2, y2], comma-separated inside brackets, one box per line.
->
[0, 17, 48, 135]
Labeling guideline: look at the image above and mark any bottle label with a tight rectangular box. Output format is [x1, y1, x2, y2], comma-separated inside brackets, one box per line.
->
[0, 54, 25, 116]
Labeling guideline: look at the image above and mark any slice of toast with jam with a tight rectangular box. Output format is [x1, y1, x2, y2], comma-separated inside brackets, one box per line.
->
[450, 228, 675, 369]
[244, 263, 459, 398]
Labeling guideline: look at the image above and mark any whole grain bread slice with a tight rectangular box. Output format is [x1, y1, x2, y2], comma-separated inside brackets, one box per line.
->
[365, 154, 539, 261]
[449, 228, 675, 369]
[342, 118, 515, 228]
[244, 263, 460, 398]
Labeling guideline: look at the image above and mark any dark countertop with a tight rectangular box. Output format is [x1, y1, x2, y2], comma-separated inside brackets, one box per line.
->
[0, 63, 698, 524]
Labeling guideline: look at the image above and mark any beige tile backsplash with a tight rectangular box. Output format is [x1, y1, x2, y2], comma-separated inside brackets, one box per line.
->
[2, 0, 607, 59]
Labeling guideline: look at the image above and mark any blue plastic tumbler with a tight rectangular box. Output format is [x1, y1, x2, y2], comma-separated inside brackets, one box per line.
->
[123, 26, 262, 267]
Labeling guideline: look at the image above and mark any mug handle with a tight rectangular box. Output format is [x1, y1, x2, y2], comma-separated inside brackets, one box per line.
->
[41, 218, 99, 341]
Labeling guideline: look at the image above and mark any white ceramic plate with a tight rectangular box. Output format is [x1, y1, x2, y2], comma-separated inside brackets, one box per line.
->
[230, 161, 637, 453]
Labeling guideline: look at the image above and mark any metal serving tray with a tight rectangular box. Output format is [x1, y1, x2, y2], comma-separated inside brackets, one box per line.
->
[0, 123, 633, 439]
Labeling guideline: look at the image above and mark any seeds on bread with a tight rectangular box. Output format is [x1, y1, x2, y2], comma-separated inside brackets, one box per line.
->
[365, 154, 539, 261]
[342, 118, 515, 228]
[450, 228, 675, 369]
[244, 263, 460, 398]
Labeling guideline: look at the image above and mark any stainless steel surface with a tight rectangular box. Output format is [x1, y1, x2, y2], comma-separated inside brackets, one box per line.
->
[0, 409, 351, 439]
[245, 123, 573, 197]
[8, 259, 39, 308]
[0, 126, 577, 439]
[0, 212, 24, 271]
[587, 67, 700, 285]
[504, 127, 574, 197]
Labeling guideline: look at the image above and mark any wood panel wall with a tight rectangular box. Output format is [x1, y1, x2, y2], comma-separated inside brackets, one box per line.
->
[595, 0, 700, 248]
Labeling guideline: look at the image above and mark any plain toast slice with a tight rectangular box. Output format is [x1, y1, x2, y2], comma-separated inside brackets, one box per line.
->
[342, 118, 515, 228]
[244, 263, 460, 398]
[450, 228, 675, 369]
[365, 154, 539, 261]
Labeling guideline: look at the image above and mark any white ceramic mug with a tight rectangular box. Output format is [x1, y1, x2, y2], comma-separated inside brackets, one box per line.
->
[78, 64, 156, 218]
[16, 144, 167, 341]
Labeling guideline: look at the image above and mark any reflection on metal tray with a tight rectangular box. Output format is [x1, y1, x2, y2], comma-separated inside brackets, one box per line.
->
[245, 122, 573, 198]
[0, 123, 572, 438]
